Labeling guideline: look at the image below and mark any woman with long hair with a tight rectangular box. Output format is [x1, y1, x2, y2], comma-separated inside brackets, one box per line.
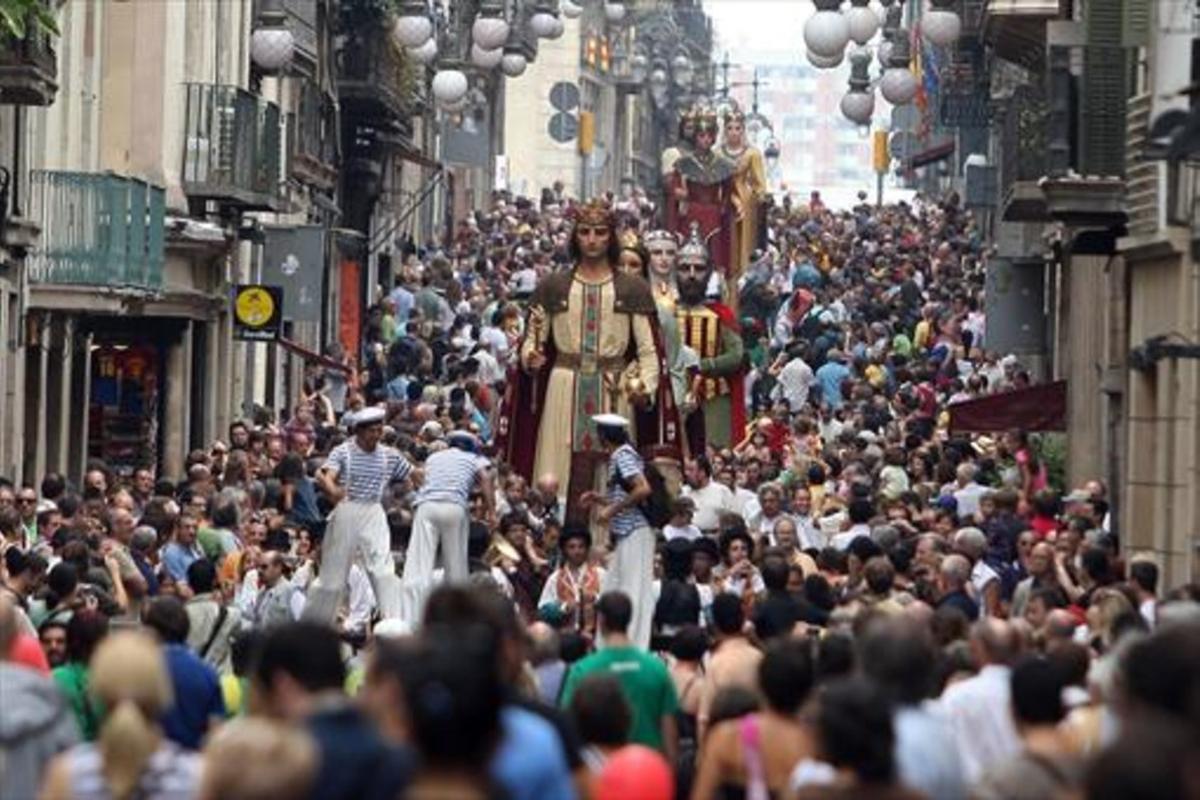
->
[39, 631, 201, 800]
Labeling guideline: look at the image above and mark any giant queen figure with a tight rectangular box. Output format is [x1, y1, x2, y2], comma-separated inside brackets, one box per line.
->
[498, 200, 680, 525]
[664, 108, 737, 281]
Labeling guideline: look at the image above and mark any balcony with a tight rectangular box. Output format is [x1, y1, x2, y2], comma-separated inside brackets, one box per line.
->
[983, 0, 1063, 70]
[290, 79, 339, 191]
[0, 3, 58, 105]
[337, 25, 418, 126]
[999, 85, 1049, 222]
[27, 171, 165, 290]
[182, 83, 286, 213]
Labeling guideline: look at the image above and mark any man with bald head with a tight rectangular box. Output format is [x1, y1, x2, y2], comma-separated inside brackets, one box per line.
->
[1011, 541, 1057, 620]
[939, 618, 1021, 783]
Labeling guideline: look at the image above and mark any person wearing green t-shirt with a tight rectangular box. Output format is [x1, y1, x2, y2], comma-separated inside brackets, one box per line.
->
[560, 591, 678, 761]
[51, 609, 109, 740]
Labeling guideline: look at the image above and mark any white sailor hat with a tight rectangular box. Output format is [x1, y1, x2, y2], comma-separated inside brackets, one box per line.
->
[351, 406, 386, 429]
[591, 413, 630, 430]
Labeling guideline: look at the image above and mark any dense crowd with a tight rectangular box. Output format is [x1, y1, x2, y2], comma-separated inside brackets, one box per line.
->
[1, 180, 1198, 800]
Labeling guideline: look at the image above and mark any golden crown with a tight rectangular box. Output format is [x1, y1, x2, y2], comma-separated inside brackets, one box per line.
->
[724, 108, 746, 126]
[573, 198, 615, 227]
[619, 229, 642, 251]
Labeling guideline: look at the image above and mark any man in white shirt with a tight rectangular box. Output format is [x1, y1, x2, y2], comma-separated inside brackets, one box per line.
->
[681, 456, 736, 535]
[951, 462, 989, 522]
[830, 498, 874, 550]
[747, 482, 793, 542]
[954, 526, 1000, 618]
[771, 344, 817, 412]
[939, 619, 1021, 783]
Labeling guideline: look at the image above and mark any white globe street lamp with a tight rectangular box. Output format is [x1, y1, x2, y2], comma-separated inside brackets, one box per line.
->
[406, 36, 438, 65]
[804, 0, 850, 60]
[501, 52, 528, 77]
[604, 2, 627, 23]
[672, 52, 694, 89]
[879, 33, 918, 105]
[471, 43, 503, 69]
[432, 69, 469, 107]
[840, 49, 875, 124]
[922, 0, 962, 47]
[530, 8, 559, 38]
[561, 0, 584, 19]
[545, 15, 565, 39]
[472, 13, 510, 51]
[251, 26, 294, 72]
[846, 0, 880, 45]
[393, 2, 433, 48]
[807, 49, 845, 69]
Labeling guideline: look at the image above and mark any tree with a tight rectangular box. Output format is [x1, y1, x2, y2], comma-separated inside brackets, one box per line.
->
[0, 0, 59, 41]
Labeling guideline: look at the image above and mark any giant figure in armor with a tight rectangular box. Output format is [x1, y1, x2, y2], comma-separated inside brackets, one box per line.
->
[675, 224, 747, 453]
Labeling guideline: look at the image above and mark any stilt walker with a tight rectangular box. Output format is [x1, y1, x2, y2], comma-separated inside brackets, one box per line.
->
[583, 413, 655, 650]
[306, 407, 413, 626]
[401, 430, 494, 623]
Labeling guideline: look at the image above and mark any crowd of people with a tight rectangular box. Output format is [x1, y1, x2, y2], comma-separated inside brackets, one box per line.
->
[1, 178, 1198, 800]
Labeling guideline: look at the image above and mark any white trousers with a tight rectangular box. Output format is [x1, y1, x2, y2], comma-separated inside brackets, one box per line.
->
[303, 501, 402, 626]
[399, 501, 470, 624]
[601, 526, 656, 650]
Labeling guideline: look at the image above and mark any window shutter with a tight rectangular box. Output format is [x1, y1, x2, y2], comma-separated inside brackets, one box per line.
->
[1081, 0, 1128, 177]
[1122, 0, 1152, 49]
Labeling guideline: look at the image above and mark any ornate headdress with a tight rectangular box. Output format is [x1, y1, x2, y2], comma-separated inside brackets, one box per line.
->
[693, 106, 720, 135]
[618, 229, 642, 252]
[678, 222, 711, 266]
[723, 107, 746, 127]
[573, 197, 615, 228]
[643, 229, 679, 250]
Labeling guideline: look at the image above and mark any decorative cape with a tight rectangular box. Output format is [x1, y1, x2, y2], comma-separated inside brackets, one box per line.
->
[495, 271, 684, 484]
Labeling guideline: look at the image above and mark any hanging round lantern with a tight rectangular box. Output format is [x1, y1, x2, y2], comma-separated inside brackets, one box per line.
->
[561, 0, 584, 19]
[922, 0, 962, 47]
[406, 36, 439, 65]
[629, 51, 649, 83]
[804, 0, 850, 59]
[251, 26, 294, 72]
[432, 69, 470, 106]
[807, 49, 844, 69]
[393, 13, 433, 48]
[530, 11, 558, 37]
[672, 52, 694, 88]
[876, 39, 894, 68]
[471, 43, 503, 68]
[880, 66, 918, 104]
[846, 0, 880, 45]
[501, 52, 528, 77]
[840, 91, 875, 124]
[472, 15, 510, 50]
[604, 2, 627, 22]
[545, 15, 565, 39]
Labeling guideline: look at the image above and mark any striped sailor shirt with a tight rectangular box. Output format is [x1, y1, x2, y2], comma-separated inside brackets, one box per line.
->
[414, 447, 489, 507]
[607, 443, 650, 540]
[323, 440, 413, 503]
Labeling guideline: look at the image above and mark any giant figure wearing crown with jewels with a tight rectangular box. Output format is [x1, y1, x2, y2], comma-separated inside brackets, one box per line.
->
[497, 199, 682, 526]
[664, 107, 737, 283]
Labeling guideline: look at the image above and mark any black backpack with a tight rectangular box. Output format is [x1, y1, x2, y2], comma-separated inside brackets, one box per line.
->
[621, 461, 672, 529]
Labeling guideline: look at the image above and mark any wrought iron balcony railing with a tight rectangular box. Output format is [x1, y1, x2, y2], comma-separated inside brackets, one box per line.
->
[182, 83, 285, 212]
[337, 25, 417, 122]
[27, 171, 165, 289]
[0, 1, 58, 105]
[291, 79, 339, 190]
[998, 84, 1049, 221]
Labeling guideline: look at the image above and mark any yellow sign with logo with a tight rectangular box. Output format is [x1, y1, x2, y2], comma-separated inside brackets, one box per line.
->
[232, 284, 283, 341]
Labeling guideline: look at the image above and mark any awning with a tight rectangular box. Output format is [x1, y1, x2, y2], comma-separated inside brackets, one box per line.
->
[948, 380, 1067, 433]
[910, 140, 957, 169]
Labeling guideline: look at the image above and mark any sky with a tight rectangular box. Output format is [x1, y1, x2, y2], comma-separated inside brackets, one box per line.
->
[704, 1, 812, 64]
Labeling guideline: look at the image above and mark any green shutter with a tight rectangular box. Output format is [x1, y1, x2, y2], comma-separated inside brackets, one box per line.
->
[1122, 0, 1152, 48]
[1081, 0, 1128, 176]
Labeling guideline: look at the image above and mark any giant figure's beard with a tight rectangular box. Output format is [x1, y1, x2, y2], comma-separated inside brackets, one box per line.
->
[677, 275, 709, 306]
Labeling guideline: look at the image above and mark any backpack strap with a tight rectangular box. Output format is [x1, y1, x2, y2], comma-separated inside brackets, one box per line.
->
[199, 605, 229, 661]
